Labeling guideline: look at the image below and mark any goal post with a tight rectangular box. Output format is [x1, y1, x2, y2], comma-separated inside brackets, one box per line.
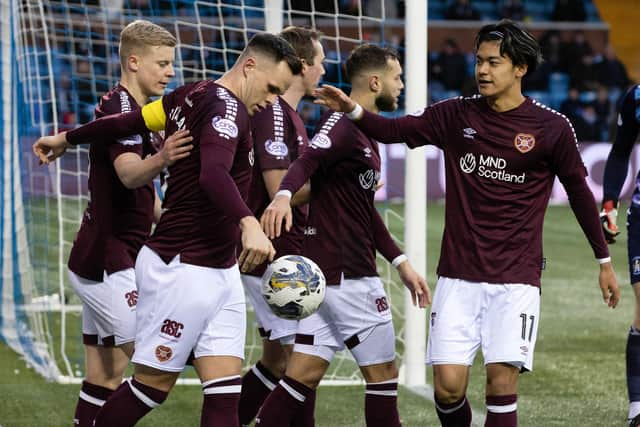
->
[2, 0, 428, 387]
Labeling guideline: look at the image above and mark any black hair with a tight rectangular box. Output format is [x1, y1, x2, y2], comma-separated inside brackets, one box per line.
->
[244, 33, 303, 75]
[345, 44, 400, 83]
[475, 19, 543, 74]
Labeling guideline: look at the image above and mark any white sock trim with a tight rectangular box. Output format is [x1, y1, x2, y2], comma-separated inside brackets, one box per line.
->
[435, 398, 466, 414]
[203, 385, 242, 395]
[251, 365, 277, 391]
[365, 390, 398, 397]
[78, 390, 106, 407]
[280, 379, 306, 403]
[487, 402, 517, 414]
[629, 401, 640, 419]
[127, 379, 161, 409]
[201, 375, 241, 389]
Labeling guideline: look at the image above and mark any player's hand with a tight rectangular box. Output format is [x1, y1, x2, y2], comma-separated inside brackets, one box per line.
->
[160, 129, 193, 167]
[238, 216, 276, 273]
[600, 200, 620, 244]
[598, 261, 620, 308]
[374, 180, 384, 192]
[396, 261, 431, 308]
[313, 84, 357, 114]
[32, 132, 70, 165]
[260, 194, 292, 239]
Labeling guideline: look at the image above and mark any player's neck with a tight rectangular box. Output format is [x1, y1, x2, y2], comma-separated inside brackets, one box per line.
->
[119, 77, 151, 106]
[350, 91, 379, 115]
[216, 73, 244, 105]
[281, 79, 306, 109]
[485, 91, 526, 113]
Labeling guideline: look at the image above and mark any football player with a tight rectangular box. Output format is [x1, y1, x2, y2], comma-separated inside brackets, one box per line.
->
[312, 19, 620, 427]
[33, 33, 301, 426]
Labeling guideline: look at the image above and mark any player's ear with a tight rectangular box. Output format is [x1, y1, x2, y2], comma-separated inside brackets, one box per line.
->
[127, 55, 140, 73]
[243, 56, 257, 77]
[515, 63, 527, 79]
[368, 75, 381, 93]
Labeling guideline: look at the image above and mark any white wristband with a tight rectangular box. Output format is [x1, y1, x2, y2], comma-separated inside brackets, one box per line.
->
[346, 103, 363, 121]
[275, 190, 292, 199]
[597, 257, 611, 264]
[392, 254, 408, 268]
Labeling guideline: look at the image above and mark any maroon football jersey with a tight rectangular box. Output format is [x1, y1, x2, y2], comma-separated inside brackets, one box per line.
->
[245, 96, 309, 277]
[280, 110, 393, 285]
[356, 96, 609, 287]
[146, 81, 253, 268]
[68, 84, 156, 281]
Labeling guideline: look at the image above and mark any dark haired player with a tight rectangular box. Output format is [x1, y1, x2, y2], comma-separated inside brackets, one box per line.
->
[238, 27, 325, 427]
[258, 44, 430, 427]
[33, 33, 302, 427]
[601, 84, 640, 427]
[312, 20, 620, 426]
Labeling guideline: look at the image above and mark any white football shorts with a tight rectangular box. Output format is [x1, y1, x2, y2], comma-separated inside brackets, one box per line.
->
[68, 268, 137, 347]
[294, 275, 396, 367]
[241, 273, 297, 345]
[132, 245, 246, 372]
[426, 276, 541, 372]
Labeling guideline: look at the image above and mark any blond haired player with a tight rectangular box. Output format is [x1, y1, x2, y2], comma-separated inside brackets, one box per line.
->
[62, 20, 193, 427]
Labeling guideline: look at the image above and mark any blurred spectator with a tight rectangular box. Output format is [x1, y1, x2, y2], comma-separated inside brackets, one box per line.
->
[569, 54, 599, 91]
[562, 31, 593, 75]
[539, 30, 563, 71]
[444, 0, 480, 20]
[500, 0, 527, 21]
[596, 44, 631, 90]
[551, 0, 586, 22]
[560, 87, 582, 122]
[523, 61, 551, 91]
[572, 104, 605, 141]
[593, 85, 612, 139]
[430, 38, 468, 90]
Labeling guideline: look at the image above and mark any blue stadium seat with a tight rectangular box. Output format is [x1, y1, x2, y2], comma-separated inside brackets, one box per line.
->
[526, 90, 551, 106]
[549, 72, 569, 93]
[579, 91, 597, 103]
[584, 0, 600, 21]
[474, 1, 499, 20]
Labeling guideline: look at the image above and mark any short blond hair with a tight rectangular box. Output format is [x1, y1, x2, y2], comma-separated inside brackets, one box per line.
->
[119, 20, 176, 68]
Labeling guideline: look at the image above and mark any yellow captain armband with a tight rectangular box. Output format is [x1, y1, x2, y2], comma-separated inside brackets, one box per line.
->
[141, 98, 167, 132]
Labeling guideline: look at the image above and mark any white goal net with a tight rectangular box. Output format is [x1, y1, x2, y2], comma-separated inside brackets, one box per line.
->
[3, 0, 425, 386]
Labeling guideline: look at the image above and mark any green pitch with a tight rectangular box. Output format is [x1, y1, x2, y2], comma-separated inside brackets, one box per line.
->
[0, 203, 631, 426]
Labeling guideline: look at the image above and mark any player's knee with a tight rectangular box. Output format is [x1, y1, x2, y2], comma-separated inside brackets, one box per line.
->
[434, 382, 466, 404]
[486, 366, 519, 395]
[360, 360, 398, 383]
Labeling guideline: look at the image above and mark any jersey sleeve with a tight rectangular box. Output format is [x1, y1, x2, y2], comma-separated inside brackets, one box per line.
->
[549, 117, 609, 259]
[355, 99, 456, 149]
[198, 99, 253, 223]
[602, 86, 640, 203]
[279, 112, 352, 194]
[95, 92, 145, 163]
[252, 105, 290, 171]
[66, 100, 166, 145]
[372, 208, 403, 263]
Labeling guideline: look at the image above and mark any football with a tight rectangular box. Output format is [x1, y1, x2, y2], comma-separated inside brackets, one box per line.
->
[262, 255, 326, 320]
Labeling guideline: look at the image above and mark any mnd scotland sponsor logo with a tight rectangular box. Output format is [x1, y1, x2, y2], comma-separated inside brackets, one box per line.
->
[459, 153, 525, 184]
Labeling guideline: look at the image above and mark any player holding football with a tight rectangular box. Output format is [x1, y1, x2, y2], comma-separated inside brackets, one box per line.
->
[33, 33, 302, 426]
[310, 20, 620, 426]
[238, 27, 324, 427]
[601, 84, 640, 426]
[62, 20, 193, 427]
[258, 44, 431, 427]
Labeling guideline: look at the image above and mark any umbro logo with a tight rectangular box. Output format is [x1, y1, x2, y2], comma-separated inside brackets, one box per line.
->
[363, 147, 372, 158]
[463, 127, 477, 139]
[185, 97, 193, 107]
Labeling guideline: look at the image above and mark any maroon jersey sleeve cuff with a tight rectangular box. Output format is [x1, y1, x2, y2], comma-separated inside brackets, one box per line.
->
[372, 208, 403, 262]
[562, 176, 610, 259]
[66, 110, 149, 146]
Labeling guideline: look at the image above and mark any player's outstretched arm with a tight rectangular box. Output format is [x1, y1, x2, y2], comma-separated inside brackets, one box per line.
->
[114, 129, 193, 189]
[238, 216, 276, 273]
[598, 261, 620, 308]
[260, 193, 293, 239]
[397, 260, 431, 308]
[313, 84, 358, 115]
